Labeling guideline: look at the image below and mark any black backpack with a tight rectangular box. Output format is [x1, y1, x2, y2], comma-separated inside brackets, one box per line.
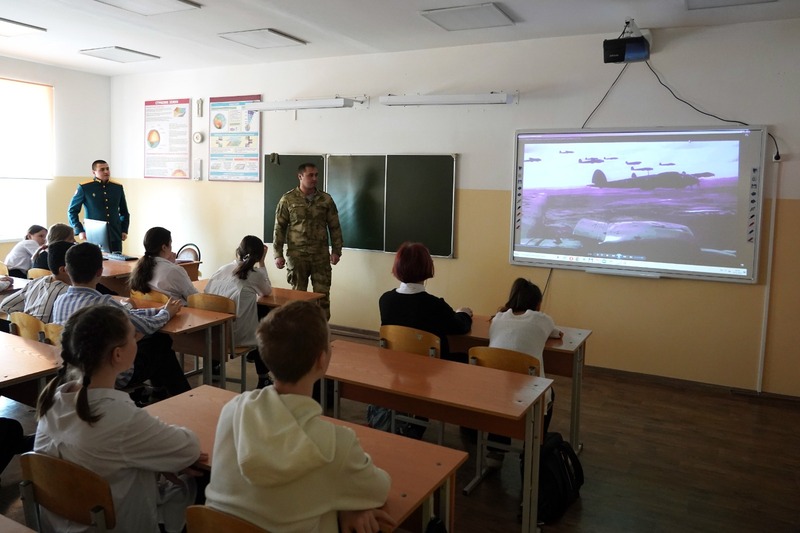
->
[537, 432, 584, 523]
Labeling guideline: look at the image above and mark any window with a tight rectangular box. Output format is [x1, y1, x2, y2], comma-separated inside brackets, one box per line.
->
[0, 77, 53, 241]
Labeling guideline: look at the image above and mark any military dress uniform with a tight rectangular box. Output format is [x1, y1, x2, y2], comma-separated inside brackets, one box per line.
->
[68, 177, 130, 253]
[273, 187, 343, 320]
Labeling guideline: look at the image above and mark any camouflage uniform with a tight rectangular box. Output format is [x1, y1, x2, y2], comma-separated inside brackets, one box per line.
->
[67, 177, 130, 253]
[273, 187, 343, 319]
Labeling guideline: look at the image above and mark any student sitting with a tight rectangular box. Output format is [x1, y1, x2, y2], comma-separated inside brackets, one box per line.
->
[31, 223, 75, 270]
[204, 235, 273, 388]
[52, 242, 190, 399]
[0, 241, 73, 322]
[3, 224, 47, 278]
[205, 301, 395, 533]
[129, 227, 197, 304]
[34, 305, 204, 533]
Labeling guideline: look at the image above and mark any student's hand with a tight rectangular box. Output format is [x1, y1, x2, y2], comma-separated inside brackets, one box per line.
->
[167, 251, 178, 263]
[121, 233, 128, 241]
[120, 297, 136, 309]
[550, 329, 564, 339]
[275, 257, 286, 269]
[330, 253, 340, 266]
[79, 232, 87, 242]
[338, 509, 396, 533]
[163, 298, 183, 318]
[457, 306, 473, 317]
[260, 244, 269, 266]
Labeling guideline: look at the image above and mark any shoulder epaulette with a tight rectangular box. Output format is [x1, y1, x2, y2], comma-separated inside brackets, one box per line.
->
[79, 179, 94, 185]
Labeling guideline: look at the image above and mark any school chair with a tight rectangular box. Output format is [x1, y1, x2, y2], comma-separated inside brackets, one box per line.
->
[463, 346, 541, 495]
[130, 288, 170, 304]
[176, 243, 201, 262]
[186, 505, 268, 533]
[0, 261, 8, 276]
[19, 452, 116, 532]
[187, 293, 252, 392]
[26, 268, 51, 279]
[378, 325, 444, 444]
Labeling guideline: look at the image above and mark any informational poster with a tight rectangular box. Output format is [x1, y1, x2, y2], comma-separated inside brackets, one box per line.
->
[144, 98, 191, 179]
[208, 94, 261, 182]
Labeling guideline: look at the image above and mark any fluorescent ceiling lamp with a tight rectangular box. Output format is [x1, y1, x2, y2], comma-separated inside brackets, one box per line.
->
[379, 92, 513, 106]
[686, 0, 776, 8]
[245, 98, 360, 111]
[94, 0, 200, 16]
[219, 28, 307, 49]
[0, 17, 47, 37]
[80, 46, 160, 63]
[420, 3, 513, 31]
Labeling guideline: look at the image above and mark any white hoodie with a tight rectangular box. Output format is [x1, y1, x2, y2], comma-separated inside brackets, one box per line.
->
[205, 387, 391, 532]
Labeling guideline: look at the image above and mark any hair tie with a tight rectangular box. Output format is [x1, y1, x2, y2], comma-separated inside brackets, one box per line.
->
[82, 374, 91, 388]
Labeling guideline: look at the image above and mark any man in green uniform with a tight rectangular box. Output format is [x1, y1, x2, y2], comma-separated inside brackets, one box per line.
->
[273, 163, 343, 320]
[67, 159, 130, 253]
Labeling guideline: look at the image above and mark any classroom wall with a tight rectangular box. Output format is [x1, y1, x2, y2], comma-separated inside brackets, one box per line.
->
[9, 19, 800, 397]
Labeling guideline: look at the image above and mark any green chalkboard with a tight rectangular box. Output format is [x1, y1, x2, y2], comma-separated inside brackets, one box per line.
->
[385, 155, 455, 257]
[263, 154, 324, 243]
[327, 155, 385, 251]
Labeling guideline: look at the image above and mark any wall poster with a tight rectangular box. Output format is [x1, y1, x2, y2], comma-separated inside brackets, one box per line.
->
[144, 98, 191, 179]
[208, 94, 261, 182]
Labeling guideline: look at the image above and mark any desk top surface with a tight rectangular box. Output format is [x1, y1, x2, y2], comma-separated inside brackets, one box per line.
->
[192, 279, 324, 308]
[102, 259, 201, 279]
[0, 331, 61, 387]
[328, 339, 551, 421]
[114, 297, 234, 334]
[146, 385, 467, 529]
[463, 315, 592, 354]
[0, 513, 35, 533]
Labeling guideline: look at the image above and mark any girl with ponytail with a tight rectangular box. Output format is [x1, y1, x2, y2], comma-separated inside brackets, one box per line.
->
[205, 235, 273, 388]
[129, 226, 197, 304]
[34, 305, 205, 533]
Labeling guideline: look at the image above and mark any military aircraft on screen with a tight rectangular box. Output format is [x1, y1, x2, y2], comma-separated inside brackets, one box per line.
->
[625, 160, 641, 165]
[559, 150, 574, 154]
[579, 157, 604, 164]
[590, 169, 701, 189]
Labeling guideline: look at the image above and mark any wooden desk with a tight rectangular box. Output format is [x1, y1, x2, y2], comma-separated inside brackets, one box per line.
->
[323, 339, 552, 533]
[101, 260, 201, 296]
[145, 385, 468, 532]
[0, 514, 36, 533]
[449, 316, 591, 452]
[192, 279, 324, 308]
[0, 331, 60, 389]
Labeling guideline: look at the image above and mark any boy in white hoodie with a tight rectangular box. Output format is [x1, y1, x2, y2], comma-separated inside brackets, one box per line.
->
[205, 300, 395, 533]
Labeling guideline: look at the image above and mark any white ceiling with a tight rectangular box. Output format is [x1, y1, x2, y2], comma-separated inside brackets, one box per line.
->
[1, 0, 798, 77]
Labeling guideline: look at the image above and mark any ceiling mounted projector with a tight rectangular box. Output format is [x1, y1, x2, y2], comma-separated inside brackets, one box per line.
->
[603, 18, 651, 63]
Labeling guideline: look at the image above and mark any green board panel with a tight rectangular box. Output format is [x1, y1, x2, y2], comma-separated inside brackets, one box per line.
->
[327, 155, 386, 251]
[263, 154, 324, 243]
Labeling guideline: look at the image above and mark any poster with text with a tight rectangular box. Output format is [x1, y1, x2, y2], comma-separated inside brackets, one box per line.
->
[209, 94, 261, 182]
[144, 98, 191, 179]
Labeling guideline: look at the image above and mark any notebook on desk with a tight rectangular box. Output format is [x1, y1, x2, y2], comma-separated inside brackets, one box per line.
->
[104, 252, 137, 261]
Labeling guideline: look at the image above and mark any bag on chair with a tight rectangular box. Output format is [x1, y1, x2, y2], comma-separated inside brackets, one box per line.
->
[537, 432, 584, 523]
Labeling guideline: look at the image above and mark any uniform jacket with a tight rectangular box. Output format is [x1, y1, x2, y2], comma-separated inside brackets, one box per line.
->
[273, 187, 343, 258]
[68, 178, 130, 244]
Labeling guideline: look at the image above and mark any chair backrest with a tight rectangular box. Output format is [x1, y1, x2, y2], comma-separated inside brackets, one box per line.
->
[9, 312, 46, 342]
[43, 323, 64, 349]
[379, 324, 440, 358]
[27, 268, 52, 279]
[130, 288, 170, 304]
[186, 505, 268, 533]
[19, 452, 116, 530]
[177, 243, 201, 262]
[0, 260, 8, 276]
[468, 346, 540, 377]
[187, 292, 236, 314]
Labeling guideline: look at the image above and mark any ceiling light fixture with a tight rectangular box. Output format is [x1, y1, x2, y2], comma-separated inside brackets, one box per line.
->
[379, 92, 514, 106]
[244, 97, 365, 111]
[420, 3, 514, 31]
[80, 46, 160, 63]
[0, 17, 47, 37]
[94, 0, 200, 16]
[219, 28, 307, 49]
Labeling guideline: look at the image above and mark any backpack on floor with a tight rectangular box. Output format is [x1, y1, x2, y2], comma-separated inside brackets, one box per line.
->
[537, 432, 584, 523]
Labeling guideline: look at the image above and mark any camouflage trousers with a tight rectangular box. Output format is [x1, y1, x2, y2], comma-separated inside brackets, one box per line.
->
[286, 253, 332, 320]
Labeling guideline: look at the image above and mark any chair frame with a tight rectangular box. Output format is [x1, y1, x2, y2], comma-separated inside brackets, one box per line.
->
[8, 312, 55, 345]
[463, 346, 541, 495]
[186, 505, 268, 533]
[19, 452, 116, 532]
[176, 243, 201, 262]
[187, 293, 252, 392]
[0, 260, 9, 276]
[379, 325, 445, 444]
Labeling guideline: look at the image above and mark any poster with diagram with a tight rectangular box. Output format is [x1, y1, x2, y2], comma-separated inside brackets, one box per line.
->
[208, 94, 261, 182]
[144, 98, 191, 179]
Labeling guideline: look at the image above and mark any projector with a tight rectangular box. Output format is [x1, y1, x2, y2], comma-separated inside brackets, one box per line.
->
[603, 36, 650, 63]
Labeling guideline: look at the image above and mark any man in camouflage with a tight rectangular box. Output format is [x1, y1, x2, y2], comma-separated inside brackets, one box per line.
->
[273, 163, 343, 320]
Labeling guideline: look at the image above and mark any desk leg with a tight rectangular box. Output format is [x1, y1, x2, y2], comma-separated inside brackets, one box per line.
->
[217, 323, 227, 389]
[440, 473, 455, 532]
[421, 494, 433, 531]
[333, 379, 341, 419]
[320, 378, 328, 412]
[570, 343, 585, 453]
[521, 398, 543, 533]
[203, 327, 212, 386]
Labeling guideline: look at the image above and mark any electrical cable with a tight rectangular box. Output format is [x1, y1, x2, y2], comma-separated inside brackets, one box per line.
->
[581, 63, 629, 129]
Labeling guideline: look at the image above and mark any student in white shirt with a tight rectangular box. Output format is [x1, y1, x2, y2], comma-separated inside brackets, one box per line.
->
[3, 224, 47, 277]
[34, 305, 205, 533]
[129, 227, 198, 304]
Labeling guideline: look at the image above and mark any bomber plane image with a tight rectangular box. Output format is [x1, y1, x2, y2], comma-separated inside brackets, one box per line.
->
[590, 169, 701, 190]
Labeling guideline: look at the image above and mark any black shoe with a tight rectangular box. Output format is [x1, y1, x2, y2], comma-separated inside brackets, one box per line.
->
[211, 361, 222, 375]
